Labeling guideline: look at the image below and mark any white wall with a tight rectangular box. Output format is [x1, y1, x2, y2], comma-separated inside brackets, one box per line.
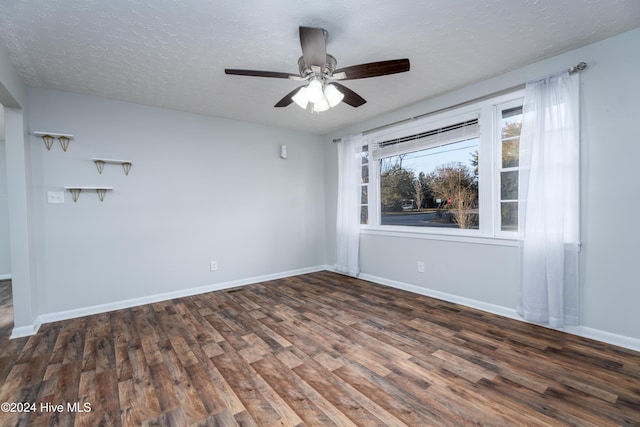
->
[325, 28, 640, 344]
[29, 88, 326, 315]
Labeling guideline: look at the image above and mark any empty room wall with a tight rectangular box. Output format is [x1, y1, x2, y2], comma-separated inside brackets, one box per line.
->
[0, 107, 11, 278]
[0, 40, 37, 333]
[28, 88, 326, 317]
[325, 28, 640, 347]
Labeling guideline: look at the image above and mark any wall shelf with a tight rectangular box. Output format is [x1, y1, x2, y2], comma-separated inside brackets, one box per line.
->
[92, 158, 132, 175]
[33, 131, 74, 151]
[64, 187, 113, 202]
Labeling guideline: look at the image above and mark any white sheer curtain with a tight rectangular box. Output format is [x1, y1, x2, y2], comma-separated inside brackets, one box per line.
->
[335, 133, 363, 276]
[517, 71, 580, 328]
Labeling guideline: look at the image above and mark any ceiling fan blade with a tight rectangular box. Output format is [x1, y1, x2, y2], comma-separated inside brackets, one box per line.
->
[274, 85, 306, 108]
[225, 69, 295, 79]
[299, 26, 327, 69]
[333, 59, 410, 80]
[332, 83, 366, 108]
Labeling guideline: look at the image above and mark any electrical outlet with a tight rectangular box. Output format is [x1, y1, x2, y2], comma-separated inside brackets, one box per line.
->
[417, 261, 424, 273]
[210, 261, 218, 271]
[47, 191, 65, 204]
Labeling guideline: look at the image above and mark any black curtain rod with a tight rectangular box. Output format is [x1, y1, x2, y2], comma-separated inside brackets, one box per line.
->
[333, 62, 587, 143]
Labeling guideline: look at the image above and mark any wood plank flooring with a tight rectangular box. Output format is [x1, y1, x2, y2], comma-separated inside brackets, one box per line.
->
[1, 271, 639, 426]
[0, 280, 12, 336]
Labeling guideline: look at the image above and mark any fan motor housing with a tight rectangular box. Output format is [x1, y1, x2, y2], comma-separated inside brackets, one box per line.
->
[298, 54, 337, 78]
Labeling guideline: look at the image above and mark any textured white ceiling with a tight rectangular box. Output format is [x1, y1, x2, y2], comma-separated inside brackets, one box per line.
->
[1, 0, 639, 135]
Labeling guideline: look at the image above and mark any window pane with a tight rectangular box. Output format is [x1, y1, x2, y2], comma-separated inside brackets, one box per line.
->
[501, 202, 518, 231]
[502, 137, 519, 168]
[500, 171, 518, 200]
[360, 145, 369, 225]
[502, 106, 523, 125]
[360, 206, 368, 225]
[501, 119, 522, 137]
[499, 104, 523, 233]
[380, 139, 479, 229]
[502, 106, 522, 168]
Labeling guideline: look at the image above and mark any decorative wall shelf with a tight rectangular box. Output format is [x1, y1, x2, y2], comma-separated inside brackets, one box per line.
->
[92, 158, 132, 175]
[33, 131, 74, 151]
[64, 187, 113, 202]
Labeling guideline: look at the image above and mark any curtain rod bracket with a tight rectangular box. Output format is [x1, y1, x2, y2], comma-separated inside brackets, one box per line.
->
[569, 62, 587, 74]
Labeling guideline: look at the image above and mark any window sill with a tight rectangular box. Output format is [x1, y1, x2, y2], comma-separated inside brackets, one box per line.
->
[360, 226, 518, 247]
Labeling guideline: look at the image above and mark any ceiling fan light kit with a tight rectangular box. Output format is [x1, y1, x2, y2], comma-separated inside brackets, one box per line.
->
[324, 84, 344, 107]
[305, 79, 324, 103]
[313, 96, 330, 113]
[225, 26, 410, 113]
[289, 80, 344, 113]
[292, 87, 308, 109]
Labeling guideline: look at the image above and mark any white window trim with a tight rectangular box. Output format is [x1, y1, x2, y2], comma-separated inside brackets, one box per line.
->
[360, 227, 519, 247]
[361, 89, 525, 245]
[494, 97, 526, 239]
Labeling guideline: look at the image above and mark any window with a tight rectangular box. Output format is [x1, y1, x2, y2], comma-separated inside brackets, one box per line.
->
[361, 91, 524, 240]
[377, 120, 479, 229]
[498, 104, 523, 232]
[360, 145, 369, 224]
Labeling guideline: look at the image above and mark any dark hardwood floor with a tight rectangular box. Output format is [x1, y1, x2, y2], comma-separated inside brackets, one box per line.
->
[0, 280, 13, 339]
[0, 271, 639, 426]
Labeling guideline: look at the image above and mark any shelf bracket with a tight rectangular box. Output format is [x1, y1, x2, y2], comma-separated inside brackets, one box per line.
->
[41, 134, 55, 150]
[95, 188, 108, 202]
[92, 158, 133, 176]
[33, 132, 74, 151]
[95, 160, 105, 174]
[58, 136, 71, 152]
[65, 187, 113, 203]
[69, 188, 82, 203]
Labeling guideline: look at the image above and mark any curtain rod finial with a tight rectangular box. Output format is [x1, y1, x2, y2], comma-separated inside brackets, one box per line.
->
[570, 62, 587, 74]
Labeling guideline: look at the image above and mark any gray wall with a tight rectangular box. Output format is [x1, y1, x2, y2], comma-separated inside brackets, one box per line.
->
[3, 27, 639, 347]
[28, 88, 326, 315]
[325, 28, 640, 342]
[0, 106, 11, 278]
[0, 38, 37, 332]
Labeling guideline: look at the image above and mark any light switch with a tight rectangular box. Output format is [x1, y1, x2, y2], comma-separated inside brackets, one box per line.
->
[47, 191, 65, 204]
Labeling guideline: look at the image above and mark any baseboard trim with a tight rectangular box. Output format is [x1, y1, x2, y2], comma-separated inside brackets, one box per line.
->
[0, 274, 12, 281]
[10, 318, 42, 339]
[566, 326, 640, 352]
[11, 265, 326, 339]
[358, 272, 640, 352]
[12, 266, 640, 352]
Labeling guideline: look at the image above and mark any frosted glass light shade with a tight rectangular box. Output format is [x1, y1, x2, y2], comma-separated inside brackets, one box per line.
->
[305, 79, 324, 103]
[292, 87, 308, 109]
[313, 97, 330, 113]
[324, 84, 344, 107]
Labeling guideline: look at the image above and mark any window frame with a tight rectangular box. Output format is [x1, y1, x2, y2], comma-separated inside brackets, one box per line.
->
[360, 89, 525, 245]
[360, 144, 369, 225]
[494, 98, 525, 238]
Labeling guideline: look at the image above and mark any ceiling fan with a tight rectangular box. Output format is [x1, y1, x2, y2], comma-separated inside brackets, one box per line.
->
[225, 26, 410, 112]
